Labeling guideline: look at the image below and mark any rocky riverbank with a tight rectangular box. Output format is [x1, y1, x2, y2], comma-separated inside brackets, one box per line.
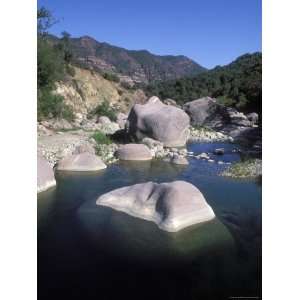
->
[221, 159, 262, 178]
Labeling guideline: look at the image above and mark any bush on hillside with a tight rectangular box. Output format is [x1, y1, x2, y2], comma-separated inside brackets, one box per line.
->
[91, 100, 117, 121]
[103, 72, 120, 83]
[37, 89, 74, 121]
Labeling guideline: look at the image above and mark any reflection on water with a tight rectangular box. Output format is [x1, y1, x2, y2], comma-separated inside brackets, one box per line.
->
[38, 142, 261, 300]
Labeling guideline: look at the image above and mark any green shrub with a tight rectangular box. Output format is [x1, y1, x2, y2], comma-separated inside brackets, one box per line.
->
[66, 64, 76, 77]
[103, 72, 120, 83]
[91, 131, 112, 145]
[92, 100, 117, 121]
[120, 81, 132, 90]
[37, 89, 74, 121]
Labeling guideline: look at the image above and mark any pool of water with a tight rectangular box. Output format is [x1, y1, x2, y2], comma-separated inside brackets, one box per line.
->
[38, 142, 261, 300]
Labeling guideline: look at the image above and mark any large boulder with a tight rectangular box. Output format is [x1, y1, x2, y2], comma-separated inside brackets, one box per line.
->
[37, 155, 56, 193]
[227, 108, 251, 127]
[246, 112, 259, 125]
[116, 144, 152, 161]
[116, 112, 128, 129]
[96, 180, 215, 232]
[56, 152, 107, 171]
[183, 97, 229, 129]
[126, 96, 190, 147]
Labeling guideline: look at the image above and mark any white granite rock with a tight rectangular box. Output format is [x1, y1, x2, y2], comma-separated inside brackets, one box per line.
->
[56, 152, 107, 171]
[37, 155, 56, 193]
[96, 180, 215, 232]
[116, 144, 152, 161]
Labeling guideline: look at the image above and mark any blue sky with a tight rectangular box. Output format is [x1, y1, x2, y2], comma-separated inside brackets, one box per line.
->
[38, 0, 261, 69]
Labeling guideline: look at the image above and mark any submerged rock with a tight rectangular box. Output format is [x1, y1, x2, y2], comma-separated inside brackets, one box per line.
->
[126, 96, 190, 147]
[116, 143, 152, 161]
[37, 155, 56, 193]
[56, 152, 107, 171]
[96, 180, 215, 232]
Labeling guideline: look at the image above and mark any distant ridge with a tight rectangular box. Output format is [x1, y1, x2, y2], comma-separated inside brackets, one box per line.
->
[48, 35, 206, 83]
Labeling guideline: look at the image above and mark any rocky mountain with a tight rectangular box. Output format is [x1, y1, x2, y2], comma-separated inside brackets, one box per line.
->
[54, 66, 147, 117]
[48, 35, 206, 83]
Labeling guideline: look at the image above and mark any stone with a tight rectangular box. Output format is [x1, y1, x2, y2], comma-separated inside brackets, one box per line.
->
[163, 98, 179, 107]
[214, 148, 225, 155]
[171, 156, 189, 165]
[198, 152, 210, 160]
[126, 96, 190, 147]
[183, 97, 228, 129]
[246, 112, 259, 124]
[97, 116, 111, 125]
[72, 143, 96, 155]
[96, 181, 215, 232]
[48, 118, 73, 130]
[37, 155, 56, 193]
[227, 108, 251, 127]
[115, 144, 152, 161]
[208, 159, 214, 163]
[116, 112, 128, 129]
[56, 152, 107, 171]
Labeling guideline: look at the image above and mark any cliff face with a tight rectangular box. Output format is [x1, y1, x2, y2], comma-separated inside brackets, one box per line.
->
[55, 66, 147, 116]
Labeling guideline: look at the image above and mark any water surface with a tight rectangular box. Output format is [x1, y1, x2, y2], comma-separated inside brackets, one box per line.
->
[38, 142, 261, 300]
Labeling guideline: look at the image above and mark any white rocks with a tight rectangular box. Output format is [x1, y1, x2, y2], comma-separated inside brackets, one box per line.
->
[208, 159, 215, 163]
[56, 152, 107, 171]
[37, 155, 56, 193]
[189, 126, 232, 143]
[116, 112, 128, 129]
[171, 155, 189, 165]
[126, 96, 190, 147]
[197, 152, 210, 160]
[213, 148, 225, 155]
[115, 144, 152, 161]
[97, 116, 111, 125]
[72, 143, 96, 155]
[96, 181, 215, 232]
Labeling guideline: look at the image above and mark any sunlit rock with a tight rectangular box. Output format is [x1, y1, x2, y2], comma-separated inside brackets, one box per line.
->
[96, 180, 215, 232]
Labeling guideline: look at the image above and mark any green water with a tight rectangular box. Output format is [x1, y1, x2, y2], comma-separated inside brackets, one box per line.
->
[38, 142, 261, 300]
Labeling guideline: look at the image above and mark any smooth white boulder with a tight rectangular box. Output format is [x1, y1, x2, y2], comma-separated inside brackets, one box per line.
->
[126, 96, 190, 147]
[96, 180, 215, 232]
[56, 152, 107, 171]
[37, 155, 56, 193]
[116, 144, 152, 161]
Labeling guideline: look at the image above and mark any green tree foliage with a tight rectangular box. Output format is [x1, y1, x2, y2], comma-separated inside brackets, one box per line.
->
[103, 72, 120, 83]
[37, 7, 74, 121]
[146, 53, 262, 113]
[90, 100, 117, 121]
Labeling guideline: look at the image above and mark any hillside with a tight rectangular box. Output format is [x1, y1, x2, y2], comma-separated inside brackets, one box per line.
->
[146, 52, 262, 113]
[48, 35, 206, 83]
[55, 66, 147, 116]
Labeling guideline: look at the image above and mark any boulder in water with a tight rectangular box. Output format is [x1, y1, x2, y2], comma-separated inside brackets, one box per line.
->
[56, 152, 107, 171]
[96, 180, 215, 232]
[115, 144, 152, 161]
[37, 155, 56, 193]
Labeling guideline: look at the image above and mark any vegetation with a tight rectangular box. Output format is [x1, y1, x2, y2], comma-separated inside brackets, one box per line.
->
[221, 159, 262, 178]
[103, 72, 120, 83]
[37, 7, 75, 121]
[91, 131, 112, 145]
[90, 100, 117, 121]
[146, 53, 262, 114]
[46, 35, 205, 82]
